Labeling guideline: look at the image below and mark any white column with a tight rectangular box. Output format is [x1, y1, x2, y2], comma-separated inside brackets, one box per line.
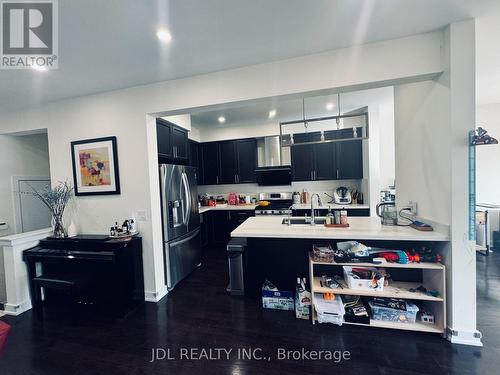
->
[447, 19, 482, 346]
[0, 228, 51, 315]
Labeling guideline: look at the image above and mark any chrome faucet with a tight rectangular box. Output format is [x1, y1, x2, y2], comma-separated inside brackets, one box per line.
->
[310, 193, 322, 226]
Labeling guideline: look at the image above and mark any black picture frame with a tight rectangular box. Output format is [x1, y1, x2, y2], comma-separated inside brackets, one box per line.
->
[70, 136, 121, 196]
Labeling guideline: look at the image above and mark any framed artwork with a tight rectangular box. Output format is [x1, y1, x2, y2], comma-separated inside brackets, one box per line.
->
[71, 136, 121, 196]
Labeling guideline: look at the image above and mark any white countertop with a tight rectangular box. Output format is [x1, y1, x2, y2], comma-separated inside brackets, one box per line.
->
[231, 216, 449, 242]
[199, 204, 258, 214]
[199, 203, 368, 214]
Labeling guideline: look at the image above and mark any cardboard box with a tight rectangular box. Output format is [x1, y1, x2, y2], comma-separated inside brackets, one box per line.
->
[295, 286, 312, 319]
[262, 290, 294, 311]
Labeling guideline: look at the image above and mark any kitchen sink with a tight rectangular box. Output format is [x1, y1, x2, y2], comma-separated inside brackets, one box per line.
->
[282, 218, 326, 225]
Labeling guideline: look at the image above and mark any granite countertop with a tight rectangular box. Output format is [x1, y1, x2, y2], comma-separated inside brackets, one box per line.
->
[230, 216, 449, 242]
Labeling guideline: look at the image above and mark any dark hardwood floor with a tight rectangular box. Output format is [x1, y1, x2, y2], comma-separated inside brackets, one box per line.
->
[0, 246, 498, 374]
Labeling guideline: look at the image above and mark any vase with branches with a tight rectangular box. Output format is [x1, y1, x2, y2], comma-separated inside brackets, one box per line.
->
[30, 181, 73, 238]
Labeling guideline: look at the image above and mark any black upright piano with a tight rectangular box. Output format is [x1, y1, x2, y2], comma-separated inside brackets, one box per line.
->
[23, 235, 145, 317]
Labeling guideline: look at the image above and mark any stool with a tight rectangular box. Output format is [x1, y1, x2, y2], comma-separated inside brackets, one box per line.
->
[0, 321, 11, 355]
[33, 274, 86, 325]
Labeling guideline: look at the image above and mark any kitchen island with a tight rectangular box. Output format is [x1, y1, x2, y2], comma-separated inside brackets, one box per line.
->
[231, 216, 449, 296]
[231, 216, 449, 335]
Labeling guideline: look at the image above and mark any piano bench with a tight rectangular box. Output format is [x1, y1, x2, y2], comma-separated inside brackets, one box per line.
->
[32, 274, 91, 325]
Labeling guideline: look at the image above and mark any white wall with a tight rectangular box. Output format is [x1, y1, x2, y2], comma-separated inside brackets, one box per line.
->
[476, 103, 500, 205]
[0, 31, 443, 303]
[0, 133, 51, 237]
[395, 21, 480, 345]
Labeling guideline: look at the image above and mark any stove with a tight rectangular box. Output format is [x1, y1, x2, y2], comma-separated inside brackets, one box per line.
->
[255, 192, 293, 216]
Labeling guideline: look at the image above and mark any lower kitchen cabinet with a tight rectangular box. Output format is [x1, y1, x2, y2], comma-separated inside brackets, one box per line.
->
[204, 210, 255, 247]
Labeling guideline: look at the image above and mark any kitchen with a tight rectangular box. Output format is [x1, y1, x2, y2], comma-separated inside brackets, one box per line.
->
[0, 4, 486, 372]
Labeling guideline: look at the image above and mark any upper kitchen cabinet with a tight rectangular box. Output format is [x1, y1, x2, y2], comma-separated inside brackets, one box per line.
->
[199, 142, 220, 185]
[235, 139, 257, 183]
[188, 140, 199, 169]
[172, 126, 188, 162]
[198, 138, 257, 185]
[313, 142, 337, 180]
[291, 133, 314, 181]
[157, 118, 189, 164]
[336, 128, 363, 179]
[218, 141, 238, 184]
[290, 129, 363, 181]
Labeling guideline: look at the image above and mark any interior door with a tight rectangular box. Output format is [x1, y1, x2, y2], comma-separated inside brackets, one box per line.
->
[161, 164, 188, 241]
[16, 179, 52, 232]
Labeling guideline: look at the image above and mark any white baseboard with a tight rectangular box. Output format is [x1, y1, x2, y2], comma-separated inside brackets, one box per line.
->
[2, 300, 32, 316]
[447, 328, 483, 347]
[144, 286, 168, 303]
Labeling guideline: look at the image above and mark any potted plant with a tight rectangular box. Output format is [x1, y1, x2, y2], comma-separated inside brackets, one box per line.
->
[30, 181, 73, 238]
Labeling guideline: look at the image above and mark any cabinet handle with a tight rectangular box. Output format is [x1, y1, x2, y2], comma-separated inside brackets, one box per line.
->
[235, 175, 237, 184]
[216, 176, 219, 184]
[336, 169, 339, 179]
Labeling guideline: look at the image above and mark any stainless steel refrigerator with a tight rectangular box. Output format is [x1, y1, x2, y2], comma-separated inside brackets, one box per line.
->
[160, 164, 201, 290]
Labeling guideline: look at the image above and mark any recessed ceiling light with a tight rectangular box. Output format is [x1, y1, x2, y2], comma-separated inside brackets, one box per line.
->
[32, 65, 47, 72]
[326, 102, 334, 111]
[156, 28, 172, 43]
[218, 116, 226, 124]
[268, 109, 277, 119]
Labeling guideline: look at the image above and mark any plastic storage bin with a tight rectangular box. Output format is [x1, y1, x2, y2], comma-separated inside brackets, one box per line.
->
[343, 266, 384, 291]
[368, 298, 419, 324]
[313, 293, 345, 325]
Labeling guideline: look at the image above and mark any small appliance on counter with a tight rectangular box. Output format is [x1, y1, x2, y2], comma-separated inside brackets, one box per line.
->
[333, 187, 352, 205]
[380, 187, 396, 203]
[376, 202, 398, 226]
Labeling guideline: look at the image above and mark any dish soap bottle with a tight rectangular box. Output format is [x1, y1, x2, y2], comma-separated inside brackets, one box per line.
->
[325, 207, 334, 225]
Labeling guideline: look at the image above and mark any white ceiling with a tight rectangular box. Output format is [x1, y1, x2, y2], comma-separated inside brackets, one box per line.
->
[190, 87, 392, 127]
[1, 0, 499, 113]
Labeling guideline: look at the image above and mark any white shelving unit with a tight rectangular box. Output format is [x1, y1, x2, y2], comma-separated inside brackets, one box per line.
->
[309, 256, 446, 336]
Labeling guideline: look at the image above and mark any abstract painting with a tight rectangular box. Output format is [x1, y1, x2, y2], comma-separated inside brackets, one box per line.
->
[71, 136, 120, 196]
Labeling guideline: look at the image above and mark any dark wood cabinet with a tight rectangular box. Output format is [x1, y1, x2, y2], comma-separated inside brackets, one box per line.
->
[188, 140, 199, 169]
[172, 126, 188, 162]
[291, 130, 363, 182]
[157, 119, 173, 159]
[198, 138, 257, 185]
[337, 139, 363, 179]
[313, 142, 337, 180]
[218, 141, 238, 184]
[207, 210, 255, 247]
[199, 142, 219, 185]
[291, 133, 314, 181]
[156, 118, 189, 164]
[235, 139, 257, 183]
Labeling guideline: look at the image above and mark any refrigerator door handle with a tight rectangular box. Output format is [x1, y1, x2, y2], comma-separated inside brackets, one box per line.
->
[182, 171, 191, 226]
[169, 228, 200, 248]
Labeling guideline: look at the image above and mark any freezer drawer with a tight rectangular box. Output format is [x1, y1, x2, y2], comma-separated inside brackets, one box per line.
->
[164, 228, 201, 290]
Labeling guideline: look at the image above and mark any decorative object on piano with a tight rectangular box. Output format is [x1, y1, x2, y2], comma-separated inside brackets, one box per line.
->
[109, 218, 138, 240]
[29, 180, 73, 238]
[71, 136, 121, 196]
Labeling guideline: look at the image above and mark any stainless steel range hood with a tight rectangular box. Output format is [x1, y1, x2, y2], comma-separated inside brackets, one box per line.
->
[255, 136, 291, 185]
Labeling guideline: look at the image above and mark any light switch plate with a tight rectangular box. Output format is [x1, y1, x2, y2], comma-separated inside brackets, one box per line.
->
[136, 210, 147, 221]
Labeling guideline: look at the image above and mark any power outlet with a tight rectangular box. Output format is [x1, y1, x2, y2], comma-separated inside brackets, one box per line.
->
[408, 201, 418, 216]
